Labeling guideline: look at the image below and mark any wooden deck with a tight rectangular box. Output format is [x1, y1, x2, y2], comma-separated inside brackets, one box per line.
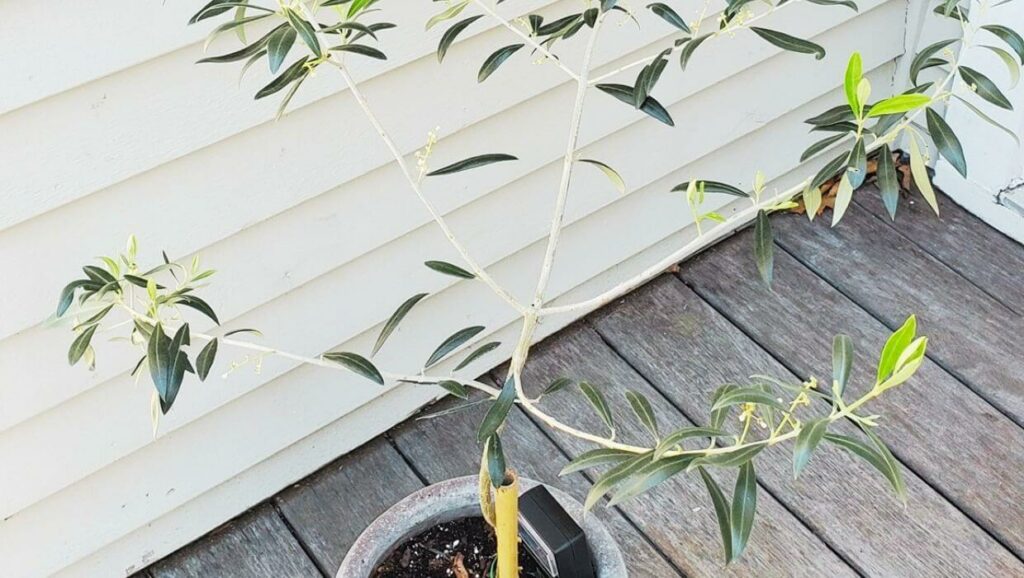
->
[141, 187, 1024, 578]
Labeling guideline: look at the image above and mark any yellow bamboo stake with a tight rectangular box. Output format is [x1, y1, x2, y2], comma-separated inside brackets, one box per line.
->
[494, 470, 520, 578]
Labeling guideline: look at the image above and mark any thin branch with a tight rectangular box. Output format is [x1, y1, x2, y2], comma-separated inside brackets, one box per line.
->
[542, 63, 962, 317]
[467, 0, 581, 82]
[589, 1, 803, 85]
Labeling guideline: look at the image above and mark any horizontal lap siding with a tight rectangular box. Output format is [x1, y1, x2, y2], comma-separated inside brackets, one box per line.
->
[0, 1, 907, 576]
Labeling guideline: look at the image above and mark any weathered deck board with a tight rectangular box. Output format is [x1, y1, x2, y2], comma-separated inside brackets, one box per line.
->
[855, 187, 1024, 315]
[590, 276, 1024, 576]
[773, 202, 1024, 426]
[505, 325, 857, 577]
[148, 504, 321, 578]
[274, 438, 425, 576]
[678, 233, 1024, 559]
[390, 390, 684, 578]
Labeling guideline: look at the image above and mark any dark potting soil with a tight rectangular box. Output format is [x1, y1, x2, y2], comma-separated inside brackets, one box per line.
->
[373, 516, 547, 578]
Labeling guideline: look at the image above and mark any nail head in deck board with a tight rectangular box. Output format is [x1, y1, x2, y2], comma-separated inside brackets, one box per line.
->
[274, 437, 425, 575]
[679, 234, 1024, 558]
[773, 203, 1024, 425]
[391, 393, 683, 578]
[149, 504, 321, 578]
[508, 324, 857, 577]
[590, 276, 1024, 576]
[855, 187, 1024, 315]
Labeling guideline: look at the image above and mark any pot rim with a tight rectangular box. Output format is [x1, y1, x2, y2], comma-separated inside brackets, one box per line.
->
[337, 475, 627, 577]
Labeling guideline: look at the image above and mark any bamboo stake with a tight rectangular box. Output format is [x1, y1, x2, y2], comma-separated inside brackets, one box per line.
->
[494, 470, 520, 578]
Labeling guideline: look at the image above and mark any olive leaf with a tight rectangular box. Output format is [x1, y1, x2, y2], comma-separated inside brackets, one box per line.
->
[579, 159, 626, 193]
[750, 27, 826, 60]
[453, 341, 501, 371]
[876, 144, 900, 220]
[424, 260, 475, 279]
[477, 376, 516, 442]
[559, 448, 636, 476]
[438, 15, 483, 62]
[486, 434, 507, 488]
[374, 293, 429, 356]
[699, 467, 733, 563]
[646, 3, 690, 33]
[196, 338, 219, 381]
[832, 334, 854, 396]
[579, 382, 615, 433]
[479, 44, 524, 82]
[793, 418, 829, 478]
[323, 352, 385, 385]
[754, 210, 773, 288]
[426, 154, 518, 176]
[730, 461, 758, 561]
[425, 326, 485, 368]
[437, 380, 470, 399]
[625, 390, 659, 441]
[926, 108, 967, 178]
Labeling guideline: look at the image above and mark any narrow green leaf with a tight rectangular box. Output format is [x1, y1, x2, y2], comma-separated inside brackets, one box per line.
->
[711, 387, 786, 412]
[584, 453, 652, 511]
[68, 324, 98, 366]
[832, 334, 853, 396]
[803, 182, 822, 222]
[646, 3, 690, 33]
[424, 260, 475, 279]
[625, 390, 659, 440]
[983, 45, 1021, 89]
[478, 44, 524, 82]
[426, 0, 469, 31]
[825, 432, 906, 502]
[753, 210, 774, 288]
[793, 418, 829, 478]
[655, 427, 726, 460]
[909, 134, 940, 215]
[698, 467, 733, 563]
[607, 456, 692, 507]
[595, 83, 675, 126]
[579, 159, 626, 193]
[709, 384, 739, 430]
[323, 352, 385, 385]
[848, 137, 868, 188]
[730, 461, 757, 561]
[671, 180, 748, 197]
[196, 338, 218, 381]
[831, 173, 854, 227]
[800, 133, 847, 162]
[845, 52, 863, 116]
[982, 24, 1024, 63]
[867, 94, 932, 117]
[877, 315, 917, 385]
[330, 44, 388, 60]
[910, 39, 957, 84]
[543, 377, 574, 395]
[267, 26, 297, 74]
[486, 434, 507, 488]
[960, 66, 1013, 110]
[426, 153, 518, 176]
[580, 382, 615, 432]
[57, 280, 98, 317]
[283, 8, 321, 57]
[175, 295, 220, 325]
[691, 442, 767, 469]
[454, 341, 501, 371]
[751, 27, 826, 60]
[477, 376, 516, 442]
[438, 15, 483, 62]
[811, 151, 851, 191]
[373, 293, 429, 356]
[437, 380, 470, 399]
[926, 108, 967, 178]
[255, 56, 310, 100]
[560, 448, 635, 476]
[679, 34, 711, 71]
[426, 326, 485, 368]
[952, 94, 1020, 145]
[862, 427, 907, 502]
[876, 145, 900, 220]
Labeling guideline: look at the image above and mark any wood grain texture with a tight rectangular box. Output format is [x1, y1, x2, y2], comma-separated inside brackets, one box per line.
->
[591, 276, 1024, 576]
[502, 325, 857, 577]
[855, 186, 1024, 315]
[679, 230, 1024, 560]
[391, 390, 683, 578]
[148, 504, 320, 578]
[772, 200, 1024, 425]
[274, 437, 424, 575]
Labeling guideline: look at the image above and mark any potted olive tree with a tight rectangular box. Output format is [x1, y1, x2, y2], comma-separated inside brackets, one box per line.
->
[54, 0, 1019, 576]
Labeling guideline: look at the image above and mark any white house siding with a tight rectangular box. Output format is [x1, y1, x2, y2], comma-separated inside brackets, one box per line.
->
[0, 1, 909, 575]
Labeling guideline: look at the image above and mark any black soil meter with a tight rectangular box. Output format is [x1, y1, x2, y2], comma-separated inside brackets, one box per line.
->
[518, 486, 596, 578]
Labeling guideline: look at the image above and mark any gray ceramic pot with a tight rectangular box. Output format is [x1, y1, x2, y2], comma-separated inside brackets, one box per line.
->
[338, 475, 627, 577]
